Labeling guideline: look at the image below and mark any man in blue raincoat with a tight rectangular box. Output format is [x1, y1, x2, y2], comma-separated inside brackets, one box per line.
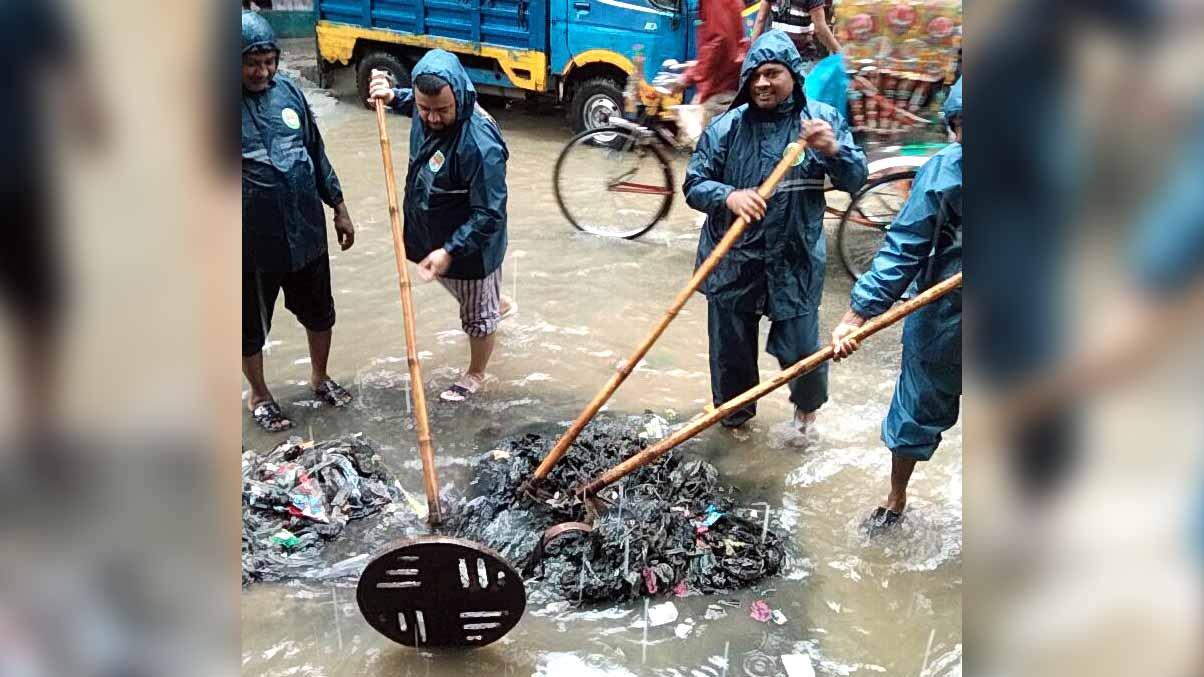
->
[242, 11, 356, 433]
[831, 79, 963, 532]
[369, 51, 510, 403]
[685, 31, 867, 433]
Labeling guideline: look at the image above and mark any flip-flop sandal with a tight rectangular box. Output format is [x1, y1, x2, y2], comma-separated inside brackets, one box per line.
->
[251, 401, 292, 433]
[862, 506, 904, 536]
[499, 298, 517, 321]
[720, 409, 754, 429]
[440, 375, 482, 402]
[314, 379, 353, 407]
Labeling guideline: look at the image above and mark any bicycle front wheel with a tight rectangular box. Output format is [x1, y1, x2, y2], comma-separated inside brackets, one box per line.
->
[553, 127, 675, 239]
[837, 171, 916, 280]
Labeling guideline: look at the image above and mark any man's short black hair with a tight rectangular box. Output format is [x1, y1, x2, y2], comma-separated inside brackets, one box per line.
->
[414, 74, 450, 96]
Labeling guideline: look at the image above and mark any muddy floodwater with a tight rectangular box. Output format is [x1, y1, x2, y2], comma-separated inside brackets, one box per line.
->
[241, 43, 961, 677]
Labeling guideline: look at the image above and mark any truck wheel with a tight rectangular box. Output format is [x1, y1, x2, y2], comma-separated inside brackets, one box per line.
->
[569, 77, 624, 133]
[357, 51, 411, 110]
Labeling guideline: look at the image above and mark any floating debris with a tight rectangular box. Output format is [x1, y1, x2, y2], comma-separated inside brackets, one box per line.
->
[450, 415, 788, 605]
[647, 601, 679, 627]
[241, 435, 423, 584]
[750, 600, 773, 623]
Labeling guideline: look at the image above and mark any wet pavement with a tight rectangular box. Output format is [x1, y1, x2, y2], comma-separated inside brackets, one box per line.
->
[241, 42, 961, 676]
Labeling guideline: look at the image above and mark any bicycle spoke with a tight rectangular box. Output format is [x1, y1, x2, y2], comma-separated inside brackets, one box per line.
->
[555, 128, 672, 238]
[838, 171, 916, 279]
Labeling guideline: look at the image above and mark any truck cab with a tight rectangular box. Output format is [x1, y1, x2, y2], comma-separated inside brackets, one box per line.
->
[314, 0, 705, 132]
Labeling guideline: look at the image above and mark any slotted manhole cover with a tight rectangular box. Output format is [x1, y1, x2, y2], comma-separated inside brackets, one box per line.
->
[356, 536, 526, 648]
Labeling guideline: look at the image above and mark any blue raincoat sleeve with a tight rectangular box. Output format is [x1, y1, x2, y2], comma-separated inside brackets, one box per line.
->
[684, 117, 736, 214]
[389, 88, 416, 117]
[815, 109, 867, 194]
[850, 151, 952, 318]
[443, 126, 509, 258]
[301, 97, 343, 207]
[1131, 110, 1204, 294]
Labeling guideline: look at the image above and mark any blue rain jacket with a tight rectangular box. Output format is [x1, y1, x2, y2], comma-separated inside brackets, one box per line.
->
[850, 78, 962, 458]
[849, 143, 962, 363]
[851, 84, 963, 365]
[944, 77, 962, 128]
[242, 72, 344, 273]
[684, 30, 867, 320]
[389, 50, 508, 280]
[1132, 105, 1204, 294]
[241, 11, 342, 273]
[2, 0, 76, 192]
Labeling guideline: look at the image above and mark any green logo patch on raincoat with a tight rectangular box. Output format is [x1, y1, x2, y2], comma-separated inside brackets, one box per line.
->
[428, 150, 446, 173]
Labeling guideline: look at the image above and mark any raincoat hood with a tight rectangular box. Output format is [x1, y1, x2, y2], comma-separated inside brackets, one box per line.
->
[411, 49, 477, 126]
[387, 48, 508, 280]
[731, 30, 808, 113]
[943, 77, 962, 127]
[241, 11, 278, 55]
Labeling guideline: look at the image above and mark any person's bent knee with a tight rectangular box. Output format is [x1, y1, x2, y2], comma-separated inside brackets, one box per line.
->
[463, 318, 498, 338]
[889, 442, 938, 462]
[298, 308, 336, 334]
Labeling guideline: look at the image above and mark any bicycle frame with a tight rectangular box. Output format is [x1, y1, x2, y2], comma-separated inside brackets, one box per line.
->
[835, 171, 916, 228]
[600, 117, 679, 197]
[594, 115, 924, 229]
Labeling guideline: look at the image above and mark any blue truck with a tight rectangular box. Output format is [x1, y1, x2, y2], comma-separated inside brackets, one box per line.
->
[314, 0, 758, 132]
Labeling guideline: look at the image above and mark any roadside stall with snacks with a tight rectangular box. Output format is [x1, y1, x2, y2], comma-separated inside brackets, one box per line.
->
[838, 0, 961, 138]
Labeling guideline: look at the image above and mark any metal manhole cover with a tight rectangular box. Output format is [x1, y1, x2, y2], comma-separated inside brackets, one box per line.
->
[356, 536, 526, 648]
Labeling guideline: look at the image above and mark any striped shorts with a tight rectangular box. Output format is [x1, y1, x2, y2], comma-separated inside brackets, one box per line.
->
[437, 268, 502, 338]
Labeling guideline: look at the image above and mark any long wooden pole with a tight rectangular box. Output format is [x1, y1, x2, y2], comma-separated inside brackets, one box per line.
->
[374, 99, 443, 526]
[528, 133, 811, 487]
[577, 271, 964, 497]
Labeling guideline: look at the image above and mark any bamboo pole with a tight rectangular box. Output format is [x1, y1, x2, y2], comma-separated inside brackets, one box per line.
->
[528, 133, 812, 487]
[374, 98, 443, 526]
[577, 271, 964, 497]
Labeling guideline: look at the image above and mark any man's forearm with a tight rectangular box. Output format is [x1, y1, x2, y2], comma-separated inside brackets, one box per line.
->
[840, 308, 868, 326]
[684, 179, 735, 214]
[444, 210, 502, 258]
[751, 2, 770, 38]
[811, 10, 841, 53]
[817, 25, 841, 53]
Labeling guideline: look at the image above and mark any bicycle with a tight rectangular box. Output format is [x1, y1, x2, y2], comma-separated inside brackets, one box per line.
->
[835, 169, 915, 279]
[834, 141, 950, 278]
[551, 62, 945, 279]
[552, 64, 692, 239]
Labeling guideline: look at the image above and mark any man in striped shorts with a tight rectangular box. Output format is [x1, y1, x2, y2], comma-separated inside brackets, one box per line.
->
[369, 50, 512, 402]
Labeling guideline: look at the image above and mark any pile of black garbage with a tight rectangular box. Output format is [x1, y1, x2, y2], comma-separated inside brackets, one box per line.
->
[241, 434, 423, 584]
[451, 415, 787, 605]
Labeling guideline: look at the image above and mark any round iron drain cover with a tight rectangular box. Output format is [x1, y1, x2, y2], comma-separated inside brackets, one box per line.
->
[356, 536, 526, 648]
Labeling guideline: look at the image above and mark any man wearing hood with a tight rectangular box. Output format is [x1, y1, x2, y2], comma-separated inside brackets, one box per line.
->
[369, 51, 510, 403]
[831, 79, 963, 533]
[242, 11, 356, 432]
[685, 31, 867, 434]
